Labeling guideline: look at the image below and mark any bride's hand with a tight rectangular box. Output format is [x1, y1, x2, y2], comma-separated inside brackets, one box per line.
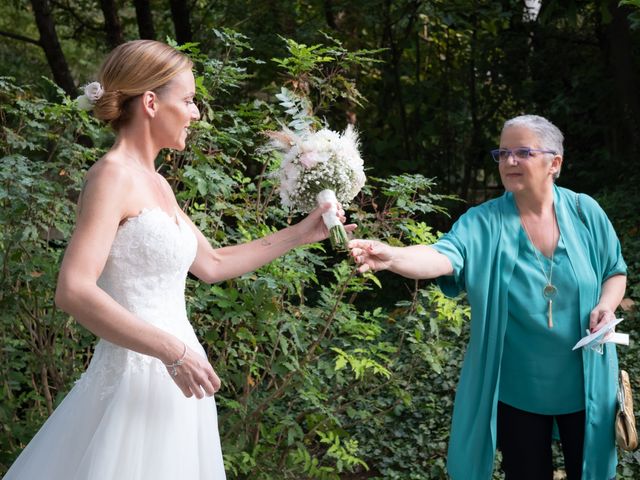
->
[295, 202, 357, 244]
[348, 239, 394, 273]
[164, 344, 221, 399]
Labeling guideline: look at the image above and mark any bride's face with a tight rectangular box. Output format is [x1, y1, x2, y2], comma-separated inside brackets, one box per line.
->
[153, 69, 200, 151]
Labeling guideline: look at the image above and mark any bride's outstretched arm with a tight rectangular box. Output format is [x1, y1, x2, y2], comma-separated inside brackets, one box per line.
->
[181, 205, 356, 284]
[55, 161, 219, 399]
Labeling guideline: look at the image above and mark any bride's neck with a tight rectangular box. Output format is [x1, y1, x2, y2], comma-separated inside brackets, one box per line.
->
[112, 132, 159, 172]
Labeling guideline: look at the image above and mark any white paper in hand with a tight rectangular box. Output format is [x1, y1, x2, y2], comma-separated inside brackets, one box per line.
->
[572, 317, 625, 350]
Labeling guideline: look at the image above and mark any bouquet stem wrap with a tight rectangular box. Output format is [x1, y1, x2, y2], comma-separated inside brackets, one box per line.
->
[317, 189, 348, 249]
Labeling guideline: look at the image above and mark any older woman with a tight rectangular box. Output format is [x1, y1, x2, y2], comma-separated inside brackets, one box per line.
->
[349, 115, 626, 480]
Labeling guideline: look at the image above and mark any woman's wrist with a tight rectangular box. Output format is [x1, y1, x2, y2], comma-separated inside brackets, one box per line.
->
[164, 342, 187, 376]
[597, 275, 626, 313]
[286, 222, 305, 246]
[384, 245, 399, 272]
[156, 333, 186, 365]
[283, 221, 311, 248]
[594, 302, 616, 315]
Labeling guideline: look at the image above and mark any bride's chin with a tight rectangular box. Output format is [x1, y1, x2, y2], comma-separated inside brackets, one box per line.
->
[170, 138, 187, 151]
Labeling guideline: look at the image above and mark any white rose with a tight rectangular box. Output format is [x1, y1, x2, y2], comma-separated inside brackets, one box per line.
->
[83, 82, 104, 102]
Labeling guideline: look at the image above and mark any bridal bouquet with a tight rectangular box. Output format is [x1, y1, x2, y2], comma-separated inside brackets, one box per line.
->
[266, 125, 366, 249]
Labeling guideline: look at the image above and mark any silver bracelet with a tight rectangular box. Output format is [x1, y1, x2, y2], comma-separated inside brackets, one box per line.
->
[164, 342, 187, 377]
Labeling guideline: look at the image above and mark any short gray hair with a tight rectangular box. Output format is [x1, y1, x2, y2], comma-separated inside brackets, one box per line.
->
[502, 114, 564, 179]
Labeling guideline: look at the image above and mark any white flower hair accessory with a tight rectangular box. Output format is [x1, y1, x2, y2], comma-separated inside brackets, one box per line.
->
[76, 81, 104, 111]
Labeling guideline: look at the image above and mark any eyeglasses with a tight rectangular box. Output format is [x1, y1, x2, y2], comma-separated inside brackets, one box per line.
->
[490, 147, 557, 163]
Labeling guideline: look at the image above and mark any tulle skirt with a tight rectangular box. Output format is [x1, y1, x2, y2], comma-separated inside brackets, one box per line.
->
[4, 340, 226, 480]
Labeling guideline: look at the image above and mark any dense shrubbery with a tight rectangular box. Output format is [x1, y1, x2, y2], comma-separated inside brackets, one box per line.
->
[1, 30, 639, 479]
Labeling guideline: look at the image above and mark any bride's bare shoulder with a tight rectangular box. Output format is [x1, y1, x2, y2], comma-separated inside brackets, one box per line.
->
[78, 154, 135, 214]
[85, 152, 136, 184]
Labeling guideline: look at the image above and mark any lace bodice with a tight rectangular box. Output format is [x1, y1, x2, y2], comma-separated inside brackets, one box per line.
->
[76, 207, 200, 397]
[97, 207, 197, 326]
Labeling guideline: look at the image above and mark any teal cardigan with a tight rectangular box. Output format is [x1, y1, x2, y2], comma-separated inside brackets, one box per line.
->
[432, 186, 627, 480]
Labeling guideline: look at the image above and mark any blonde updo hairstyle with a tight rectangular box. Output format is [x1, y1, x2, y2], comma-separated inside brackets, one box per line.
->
[93, 40, 193, 131]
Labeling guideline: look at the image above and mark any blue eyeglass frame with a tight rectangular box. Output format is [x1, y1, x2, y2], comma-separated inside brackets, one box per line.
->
[490, 147, 557, 163]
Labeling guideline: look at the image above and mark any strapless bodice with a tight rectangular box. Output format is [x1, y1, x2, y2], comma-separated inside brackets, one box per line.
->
[97, 207, 197, 327]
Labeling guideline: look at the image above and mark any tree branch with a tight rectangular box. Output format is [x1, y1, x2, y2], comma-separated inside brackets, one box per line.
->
[0, 29, 41, 47]
[50, 0, 102, 33]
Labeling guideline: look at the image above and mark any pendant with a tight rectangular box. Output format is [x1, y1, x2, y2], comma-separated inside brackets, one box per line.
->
[542, 284, 557, 300]
[543, 284, 557, 329]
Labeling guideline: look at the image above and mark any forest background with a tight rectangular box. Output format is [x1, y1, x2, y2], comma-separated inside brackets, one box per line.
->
[1, 0, 640, 478]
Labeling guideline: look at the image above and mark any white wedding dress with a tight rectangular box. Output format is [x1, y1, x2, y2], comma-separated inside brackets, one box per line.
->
[4, 208, 226, 480]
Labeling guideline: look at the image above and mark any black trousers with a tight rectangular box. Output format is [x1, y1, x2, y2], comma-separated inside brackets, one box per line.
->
[497, 401, 585, 480]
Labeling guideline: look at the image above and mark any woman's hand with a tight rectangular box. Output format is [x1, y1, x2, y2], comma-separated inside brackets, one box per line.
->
[589, 304, 616, 334]
[294, 203, 357, 245]
[589, 274, 626, 335]
[348, 239, 394, 274]
[164, 344, 221, 399]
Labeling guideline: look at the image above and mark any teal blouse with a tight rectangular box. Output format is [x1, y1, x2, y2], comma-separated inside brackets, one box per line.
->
[499, 233, 585, 415]
[432, 186, 627, 480]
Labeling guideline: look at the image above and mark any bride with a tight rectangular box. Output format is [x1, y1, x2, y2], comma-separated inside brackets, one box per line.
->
[4, 40, 353, 479]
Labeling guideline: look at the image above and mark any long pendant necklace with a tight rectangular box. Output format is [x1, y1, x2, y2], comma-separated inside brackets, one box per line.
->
[521, 209, 558, 328]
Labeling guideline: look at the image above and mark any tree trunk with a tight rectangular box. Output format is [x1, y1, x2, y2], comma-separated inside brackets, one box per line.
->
[324, 0, 336, 29]
[30, 0, 76, 96]
[460, 14, 479, 201]
[99, 0, 124, 49]
[169, 0, 192, 45]
[443, 27, 453, 193]
[382, 0, 411, 167]
[604, 0, 640, 163]
[134, 0, 155, 39]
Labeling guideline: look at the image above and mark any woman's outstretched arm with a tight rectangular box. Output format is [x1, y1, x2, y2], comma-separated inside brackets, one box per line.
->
[348, 240, 453, 279]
